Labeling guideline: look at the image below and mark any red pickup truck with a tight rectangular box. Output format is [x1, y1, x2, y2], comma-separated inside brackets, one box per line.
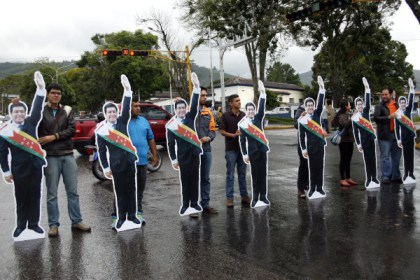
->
[72, 103, 172, 154]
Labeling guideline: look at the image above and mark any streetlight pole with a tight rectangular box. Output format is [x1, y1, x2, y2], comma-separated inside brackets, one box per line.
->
[37, 62, 75, 83]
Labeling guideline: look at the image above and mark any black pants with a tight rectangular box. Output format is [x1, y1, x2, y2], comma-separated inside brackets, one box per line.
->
[339, 142, 354, 180]
[14, 169, 42, 229]
[308, 147, 324, 192]
[136, 165, 147, 212]
[402, 137, 415, 178]
[179, 152, 200, 206]
[362, 137, 377, 184]
[250, 152, 267, 200]
[112, 163, 136, 219]
[297, 144, 308, 191]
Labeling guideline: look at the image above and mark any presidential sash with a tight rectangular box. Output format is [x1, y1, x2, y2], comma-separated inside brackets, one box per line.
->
[396, 113, 416, 134]
[238, 117, 269, 147]
[166, 117, 201, 149]
[96, 122, 137, 156]
[299, 115, 326, 142]
[352, 113, 376, 137]
[0, 123, 45, 159]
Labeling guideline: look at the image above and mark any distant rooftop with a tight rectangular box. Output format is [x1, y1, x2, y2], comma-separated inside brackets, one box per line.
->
[214, 77, 304, 91]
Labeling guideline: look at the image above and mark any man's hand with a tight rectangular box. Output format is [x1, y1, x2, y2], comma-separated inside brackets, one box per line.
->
[301, 111, 307, 117]
[191, 72, 200, 89]
[105, 171, 113, 179]
[409, 78, 414, 93]
[38, 135, 56, 145]
[388, 113, 397, 119]
[322, 129, 328, 137]
[234, 130, 241, 138]
[362, 77, 370, 93]
[151, 155, 159, 167]
[11, 97, 21, 104]
[34, 71, 46, 90]
[317, 76, 325, 93]
[258, 80, 265, 94]
[303, 151, 308, 159]
[200, 136, 211, 143]
[5, 175, 13, 183]
[172, 162, 179, 170]
[121, 74, 131, 91]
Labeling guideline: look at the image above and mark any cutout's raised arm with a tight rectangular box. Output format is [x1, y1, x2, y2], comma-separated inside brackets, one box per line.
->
[188, 72, 200, 120]
[362, 77, 371, 114]
[29, 71, 47, 125]
[120, 74, 133, 124]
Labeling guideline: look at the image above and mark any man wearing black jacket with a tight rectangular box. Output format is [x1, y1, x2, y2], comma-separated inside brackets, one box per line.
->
[0, 72, 47, 240]
[298, 76, 327, 199]
[96, 75, 140, 230]
[166, 73, 203, 216]
[352, 77, 380, 189]
[239, 80, 270, 208]
[395, 78, 416, 184]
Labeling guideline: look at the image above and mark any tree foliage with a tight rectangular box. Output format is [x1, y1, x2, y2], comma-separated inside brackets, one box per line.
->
[266, 62, 301, 85]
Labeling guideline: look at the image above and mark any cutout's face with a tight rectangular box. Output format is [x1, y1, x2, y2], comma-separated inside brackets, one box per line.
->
[105, 107, 118, 123]
[11, 106, 26, 124]
[246, 105, 255, 118]
[230, 97, 241, 110]
[305, 101, 315, 114]
[381, 89, 391, 103]
[356, 100, 364, 112]
[399, 99, 407, 110]
[176, 103, 187, 118]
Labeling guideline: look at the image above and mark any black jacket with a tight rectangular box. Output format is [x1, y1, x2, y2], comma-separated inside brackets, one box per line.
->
[38, 103, 76, 156]
[373, 101, 398, 141]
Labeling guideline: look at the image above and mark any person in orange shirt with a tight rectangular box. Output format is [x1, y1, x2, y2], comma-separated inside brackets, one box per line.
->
[373, 88, 402, 184]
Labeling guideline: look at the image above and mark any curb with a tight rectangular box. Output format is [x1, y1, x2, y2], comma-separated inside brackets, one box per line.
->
[264, 125, 294, 130]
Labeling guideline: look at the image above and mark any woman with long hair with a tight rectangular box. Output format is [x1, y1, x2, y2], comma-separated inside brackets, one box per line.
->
[334, 99, 357, 187]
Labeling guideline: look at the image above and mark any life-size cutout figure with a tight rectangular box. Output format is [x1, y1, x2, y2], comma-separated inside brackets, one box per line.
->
[95, 75, 140, 231]
[298, 76, 327, 200]
[0, 71, 47, 241]
[166, 72, 203, 216]
[395, 78, 417, 185]
[239, 80, 270, 208]
[352, 77, 380, 190]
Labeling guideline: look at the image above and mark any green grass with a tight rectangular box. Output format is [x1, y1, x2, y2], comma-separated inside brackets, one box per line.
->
[413, 116, 420, 122]
[265, 116, 294, 125]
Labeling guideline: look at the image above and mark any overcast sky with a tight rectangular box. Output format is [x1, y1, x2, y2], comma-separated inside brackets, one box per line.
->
[1, 0, 419, 77]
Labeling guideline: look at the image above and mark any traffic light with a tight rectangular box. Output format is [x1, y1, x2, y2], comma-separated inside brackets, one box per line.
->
[102, 49, 123, 56]
[129, 50, 149, 57]
[286, 0, 352, 23]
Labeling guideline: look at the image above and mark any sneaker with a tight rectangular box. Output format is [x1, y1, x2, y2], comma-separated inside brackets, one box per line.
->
[382, 179, 391, 184]
[251, 200, 258, 208]
[48, 226, 59, 237]
[241, 195, 251, 205]
[203, 207, 218, 214]
[346, 179, 358, 185]
[13, 227, 25, 238]
[71, 222, 91, 232]
[189, 213, 199, 218]
[298, 190, 306, 199]
[226, 199, 234, 208]
[28, 226, 44, 234]
[391, 178, 403, 184]
[137, 211, 146, 225]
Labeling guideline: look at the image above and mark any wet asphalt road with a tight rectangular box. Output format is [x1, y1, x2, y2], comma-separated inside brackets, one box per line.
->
[1, 128, 420, 279]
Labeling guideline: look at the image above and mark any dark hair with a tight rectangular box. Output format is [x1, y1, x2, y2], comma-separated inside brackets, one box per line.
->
[200, 86, 208, 93]
[228, 94, 239, 103]
[333, 99, 349, 127]
[9, 102, 27, 114]
[174, 99, 187, 109]
[47, 83, 62, 93]
[326, 99, 332, 106]
[104, 103, 118, 113]
[245, 102, 255, 110]
[132, 96, 141, 103]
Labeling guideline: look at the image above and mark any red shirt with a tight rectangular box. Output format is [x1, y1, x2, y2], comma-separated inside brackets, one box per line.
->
[386, 100, 397, 132]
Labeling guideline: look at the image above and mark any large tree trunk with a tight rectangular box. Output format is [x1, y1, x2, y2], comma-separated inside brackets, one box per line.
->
[406, 0, 420, 25]
[245, 43, 259, 104]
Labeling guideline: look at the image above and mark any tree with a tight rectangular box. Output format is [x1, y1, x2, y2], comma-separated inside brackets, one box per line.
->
[266, 90, 280, 110]
[179, 0, 292, 101]
[266, 62, 301, 85]
[406, 0, 420, 25]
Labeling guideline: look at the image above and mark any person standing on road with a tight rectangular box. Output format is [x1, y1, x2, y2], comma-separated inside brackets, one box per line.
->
[373, 87, 402, 184]
[239, 80, 270, 208]
[352, 78, 380, 189]
[395, 78, 416, 184]
[96, 75, 140, 230]
[129, 97, 158, 224]
[220, 95, 251, 207]
[294, 103, 308, 199]
[298, 76, 327, 199]
[166, 72, 203, 216]
[0, 71, 47, 240]
[194, 86, 218, 216]
[38, 83, 91, 237]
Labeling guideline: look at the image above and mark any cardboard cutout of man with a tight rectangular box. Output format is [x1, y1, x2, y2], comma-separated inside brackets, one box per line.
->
[395, 78, 417, 185]
[95, 74, 140, 232]
[298, 76, 327, 200]
[352, 77, 380, 189]
[0, 71, 47, 241]
[239, 80, 270, 208]
[166, 72, 203, 216]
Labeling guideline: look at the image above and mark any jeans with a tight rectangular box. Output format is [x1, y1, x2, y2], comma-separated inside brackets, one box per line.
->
[200, 152, 212, 209]
[45, 155, 83, 227]
[378, 140, 402, 181]
[225, 150, 247, 199]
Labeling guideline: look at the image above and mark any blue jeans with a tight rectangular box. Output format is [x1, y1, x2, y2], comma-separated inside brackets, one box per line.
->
[45, 155, 83, 227]
[378, 140, 402, 181]
[200, 152, 212, 209]
[225, 150, 247, 199]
